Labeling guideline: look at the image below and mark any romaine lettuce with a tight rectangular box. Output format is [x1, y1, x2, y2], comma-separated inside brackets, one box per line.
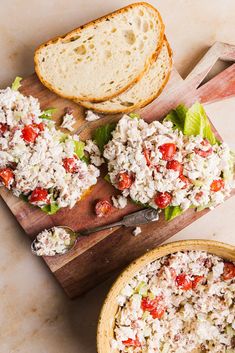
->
[39, 108, 57, 120]
[92, 123, 116, 152]
[11, 76, 22, 91]
[164, 206, 183, 221]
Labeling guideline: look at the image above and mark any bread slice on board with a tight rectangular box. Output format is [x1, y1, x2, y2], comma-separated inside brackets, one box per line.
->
[76, 39, 172, 114]
[34, 2, 165, 103]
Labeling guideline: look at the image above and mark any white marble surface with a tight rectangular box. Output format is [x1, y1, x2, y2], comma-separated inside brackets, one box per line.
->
[0, 1, 235, 352]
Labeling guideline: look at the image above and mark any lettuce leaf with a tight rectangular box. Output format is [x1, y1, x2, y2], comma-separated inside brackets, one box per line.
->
[74, 140, 85, 159]
[164, 206, 183, 221]
[164, 102, 219, 145]
[184, 102, 218, 145]
[93, 123, 116, 152]
[11, 76, 22, 91]
[39, 108, 57, 120]
[41, 202, 60, 215]
[164, 104, 187, 131]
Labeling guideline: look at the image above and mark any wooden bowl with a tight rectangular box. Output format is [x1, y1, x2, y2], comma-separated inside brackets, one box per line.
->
[97, 239, 235, 353]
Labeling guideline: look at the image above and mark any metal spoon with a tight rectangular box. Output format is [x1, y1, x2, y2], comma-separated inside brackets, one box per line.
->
[31, 208, 159, 256]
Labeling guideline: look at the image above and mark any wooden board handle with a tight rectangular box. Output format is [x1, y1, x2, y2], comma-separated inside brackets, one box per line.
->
[186, 41, 235, 88]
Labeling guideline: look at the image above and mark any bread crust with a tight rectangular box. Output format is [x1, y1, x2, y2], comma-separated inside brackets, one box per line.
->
[34, 2, 165, 103]
[76, 38, 173, 114]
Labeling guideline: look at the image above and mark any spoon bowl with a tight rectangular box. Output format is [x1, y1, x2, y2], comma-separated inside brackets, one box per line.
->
[31, 226, 78, 256]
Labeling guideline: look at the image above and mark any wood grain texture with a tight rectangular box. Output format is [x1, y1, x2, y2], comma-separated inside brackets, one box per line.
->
[0, 41, 235, 298]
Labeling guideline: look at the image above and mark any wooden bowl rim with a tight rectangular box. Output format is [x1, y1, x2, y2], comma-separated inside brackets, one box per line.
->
[97, 239, 235, 353]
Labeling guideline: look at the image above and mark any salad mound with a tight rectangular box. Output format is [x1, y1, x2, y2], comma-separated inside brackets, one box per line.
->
[0, 79, 99, 214]
[96, 103, 234, 220]
[112, 251, 235, 353]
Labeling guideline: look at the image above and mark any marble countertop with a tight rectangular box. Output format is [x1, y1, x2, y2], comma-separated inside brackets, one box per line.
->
[0, 1, 235, 352]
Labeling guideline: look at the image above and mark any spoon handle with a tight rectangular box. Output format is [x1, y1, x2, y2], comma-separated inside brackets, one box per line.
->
[79, 209, 159, 236]
[79, 221, 123, 235]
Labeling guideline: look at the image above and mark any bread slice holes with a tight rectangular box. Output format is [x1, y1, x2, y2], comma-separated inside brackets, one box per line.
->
[111, 28, 117, 33]
[126, 64, 130, 68]
[124, 30, 136, 45]
[139, 9, 144, 16]
[105, 50, 112, 59]
[70, 35, 80, 42]
[144, 35, 148, 40]
[125, 50, 131, 55]
[109, 81, 114, 84]
[150, 21, 154, 30]
[120, 101, 134, 107]
[74, 45, 87, 55]
[76, 58, 83, 62]
[89, 43, 94, 49]
[87, 36, 94, 41]
[143, 21, 149, 32]
[60, 49, 66, 54]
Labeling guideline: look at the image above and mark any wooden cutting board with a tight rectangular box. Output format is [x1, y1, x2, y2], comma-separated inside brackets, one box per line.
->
[1, 41, 235, 298]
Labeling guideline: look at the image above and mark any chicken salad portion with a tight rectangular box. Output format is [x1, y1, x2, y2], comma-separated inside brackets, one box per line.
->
[112, 251, 235, 353]
[0, 79, 99, 214]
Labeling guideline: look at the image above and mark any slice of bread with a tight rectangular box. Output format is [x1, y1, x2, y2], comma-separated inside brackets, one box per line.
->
[34, 3, 164, 103]
[76, 39, 172, 114]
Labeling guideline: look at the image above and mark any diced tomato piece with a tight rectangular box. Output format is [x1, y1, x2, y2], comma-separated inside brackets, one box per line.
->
[176, 273, 192, 290]
[21, 124, 38, 143]
[159, 143, 176, 161]
[150, 305, 166, 319]
[192, 275, 204, 289]
[179, 175, 191, 189]
[0, 168, 14, 188]
[122, 336, 141, 347]
[223, 262, 235, 280]
[95, 200, 112, 217]
[143, 148, 152, 167]
[63, 156, 78, 173]
[117, 172, 134, 190]
[194, 139, 213, 158]
[210, 179, 225, 192]
[166, 160, 183, 174]
[0, 123, 8, 135]
[29, 187, 49, 204]
[154, 192, 172, 209]
[141, 296, 166, 319]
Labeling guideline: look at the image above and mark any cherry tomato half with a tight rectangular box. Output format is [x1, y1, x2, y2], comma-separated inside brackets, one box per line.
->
[141, 296, 166, 319]
[159, 143, 176, 161]
[29, 187, 49, 204]
[117, 172, 134, 190]
[21, 124, 38, 143]
[176, 273, 192, 290]
[223, 262, 235, 280]
[0, 168, 14, 188]
[166, 160, 183, 174]
[154, 192, 172, 209]
[63, 156, 78, 173]
[143, 148, 152, 167]
[210, 179, 225, 192]
[95, 200, 112, 217]
[122, 336, 141, 347]
[179, 175, 191, 189]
